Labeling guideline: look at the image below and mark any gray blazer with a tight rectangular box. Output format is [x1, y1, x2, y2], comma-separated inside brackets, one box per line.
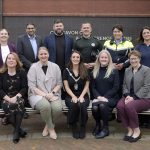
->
[123, 65, 150, 99]
[27, 61, 62, 108]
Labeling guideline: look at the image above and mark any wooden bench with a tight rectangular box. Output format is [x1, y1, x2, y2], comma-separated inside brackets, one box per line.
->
[0, 100, 150, 115]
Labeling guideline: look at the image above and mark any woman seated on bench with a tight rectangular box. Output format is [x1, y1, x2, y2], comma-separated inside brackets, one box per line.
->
[63, 50, 90, 139]
[117, 50, 150, 142]
[0, 53, 27, 144]
[28, 47, 62, 140]
[91, 50, 119, 139]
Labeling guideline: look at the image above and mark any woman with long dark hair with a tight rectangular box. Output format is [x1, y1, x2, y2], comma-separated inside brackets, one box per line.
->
[63, 50, 90, 139]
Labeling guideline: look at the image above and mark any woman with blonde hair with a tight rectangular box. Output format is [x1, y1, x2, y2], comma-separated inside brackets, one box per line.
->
[0, 52, 27, 143]
[28, 47, 62, 140]
[91, 50, 119, 138]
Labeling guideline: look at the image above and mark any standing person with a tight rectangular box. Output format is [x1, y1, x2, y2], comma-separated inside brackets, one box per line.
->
[136, 26, 150, 68]
[44, 19, 73, 100]
[63, 50, 90, 139]
[104, 24, 134, 98]
[44, 19, 73, 72]
[17, 23, 43, 118]
[0, 28, 17, 67]
[0, 28, 17, 125]
[0, 53, 27, 144]
[74, 23, 102, 100]
[135, 26, 150, 128]
[17, 23, 43, 72]
[91, 50, 119, 139]
[74, 22, 102, 70]
[117, 50, 150, 143]
[28, 47, 62, 140]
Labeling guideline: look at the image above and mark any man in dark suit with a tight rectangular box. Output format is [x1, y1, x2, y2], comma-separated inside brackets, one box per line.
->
[44, 19, 73, 72]
[44, 19, 73, 100]
[17, 23, 43, 71]
[17, 23, 43, 118]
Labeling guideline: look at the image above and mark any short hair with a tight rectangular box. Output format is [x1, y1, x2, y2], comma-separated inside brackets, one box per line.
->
[128, 50, 141, 59]
[53, 19, 63, 25]
[81, 22, 92, 28]
[112, 24, 123, 32]
[26, 23, 36, 28]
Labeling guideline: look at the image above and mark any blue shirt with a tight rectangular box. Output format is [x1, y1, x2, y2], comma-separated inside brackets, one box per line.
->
[28, 35, 38, 59]
[136, 43, 150, 67]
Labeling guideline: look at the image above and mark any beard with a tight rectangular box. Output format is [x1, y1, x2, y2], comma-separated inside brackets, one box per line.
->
[54, 29, 64, 36]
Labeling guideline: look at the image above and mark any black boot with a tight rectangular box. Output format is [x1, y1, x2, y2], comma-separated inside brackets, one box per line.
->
[13, 130, 20, 144]
[92, 123, 101, 136]
[95, 127, 109, 139]
[79, 125, 86, 139]
[72, 124, 79, 139]
[19, 128, 27, 138]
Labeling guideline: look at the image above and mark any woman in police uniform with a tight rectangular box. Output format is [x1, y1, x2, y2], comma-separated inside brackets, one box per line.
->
[104, 24, 134, 98]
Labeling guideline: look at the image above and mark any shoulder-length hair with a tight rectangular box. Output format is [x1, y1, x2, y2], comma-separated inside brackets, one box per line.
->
[0, 52, 23, 73]
[66, 50, 88, 80]
[137, 26, 150, 43]
[93, 50, 114, 79]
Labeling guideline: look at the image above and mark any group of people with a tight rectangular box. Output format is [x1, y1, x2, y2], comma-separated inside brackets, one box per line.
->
[0, 19, 150, 144]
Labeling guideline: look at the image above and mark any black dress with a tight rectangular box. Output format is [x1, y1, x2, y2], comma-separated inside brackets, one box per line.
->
[63, 68, 90, 126]
[0, 69, 27, 114]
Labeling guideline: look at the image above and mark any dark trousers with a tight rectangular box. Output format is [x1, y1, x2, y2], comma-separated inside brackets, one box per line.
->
[117, 97, 150, 128]
[65, 96, 89, 126]
[2, 101, 24, 133]
[92, 101, 109, 128]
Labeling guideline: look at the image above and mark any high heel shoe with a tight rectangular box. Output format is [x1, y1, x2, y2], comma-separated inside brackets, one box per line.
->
[13, 132, 20, 144]
[42, 125, 49, 137]
[48, 128, 57, 140]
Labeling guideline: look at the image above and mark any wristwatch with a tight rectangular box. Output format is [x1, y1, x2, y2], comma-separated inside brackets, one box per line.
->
[52, 91, 56, 95]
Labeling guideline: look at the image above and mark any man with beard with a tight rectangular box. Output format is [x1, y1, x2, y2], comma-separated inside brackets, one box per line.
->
[44, 19, 73, 72]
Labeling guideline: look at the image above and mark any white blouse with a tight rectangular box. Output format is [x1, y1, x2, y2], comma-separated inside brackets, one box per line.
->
[1, 45, 10, 63]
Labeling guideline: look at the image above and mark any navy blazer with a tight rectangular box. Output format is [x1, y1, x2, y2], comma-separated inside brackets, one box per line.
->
[44, 33, 73, 65]
[0, 43, 17, 67]
[17, 34, 43, 71]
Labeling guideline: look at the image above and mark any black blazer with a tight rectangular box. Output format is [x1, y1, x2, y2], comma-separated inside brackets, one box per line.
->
[17, 34, 43, 71]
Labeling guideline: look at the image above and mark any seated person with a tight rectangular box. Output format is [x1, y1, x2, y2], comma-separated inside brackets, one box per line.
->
[27, 47, 62, 140]
[91, 50, 119, 139]
[63, 50, 90, 139]
[0, 53, 27, 144]
[117, 50, 150, 142]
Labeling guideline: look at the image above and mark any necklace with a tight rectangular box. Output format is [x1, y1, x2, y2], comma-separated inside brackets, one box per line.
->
[66, 68, 80, 90]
